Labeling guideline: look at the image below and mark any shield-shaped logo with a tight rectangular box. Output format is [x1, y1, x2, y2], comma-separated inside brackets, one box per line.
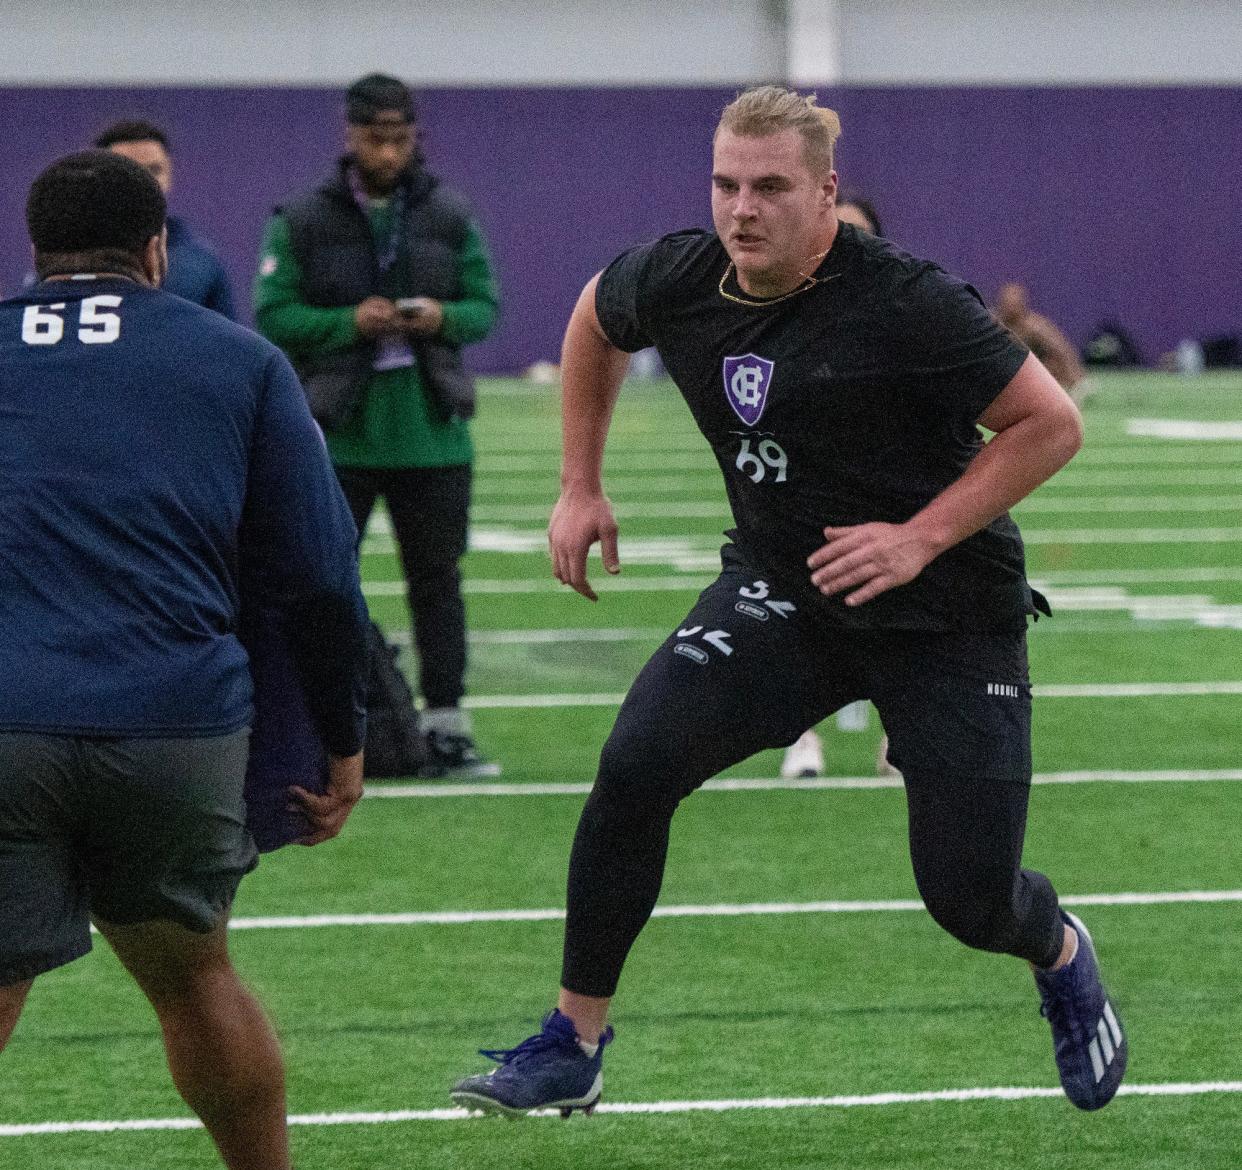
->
[722, 354, 774, 427]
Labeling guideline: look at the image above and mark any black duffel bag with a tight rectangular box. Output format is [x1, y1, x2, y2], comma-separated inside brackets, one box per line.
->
[364, 621, 432, 778]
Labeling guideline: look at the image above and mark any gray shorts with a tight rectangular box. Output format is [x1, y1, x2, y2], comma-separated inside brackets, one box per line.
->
[0, 730, 258, 986]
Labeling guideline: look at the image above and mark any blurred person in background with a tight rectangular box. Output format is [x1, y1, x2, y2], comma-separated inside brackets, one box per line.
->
[255, 73, 500, 777]
[452, 85, 1127, 1120]
[96, 119, 236, 318]
[835, 192, 883, 236]
[995, 281, 1088, 402]
[0, 151, 369, 1170]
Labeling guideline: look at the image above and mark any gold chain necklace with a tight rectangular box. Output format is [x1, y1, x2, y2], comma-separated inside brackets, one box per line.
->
[717, 249, 836, 308]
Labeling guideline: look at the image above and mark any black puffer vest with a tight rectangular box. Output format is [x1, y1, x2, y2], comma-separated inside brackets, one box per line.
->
[278, 158, 476, 426]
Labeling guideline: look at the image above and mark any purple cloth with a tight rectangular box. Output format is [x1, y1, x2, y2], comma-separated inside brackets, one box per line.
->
[241, 605, 329, 853]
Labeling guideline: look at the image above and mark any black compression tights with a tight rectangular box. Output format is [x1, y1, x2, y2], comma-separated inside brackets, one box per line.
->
[560, 753, 1064, 998]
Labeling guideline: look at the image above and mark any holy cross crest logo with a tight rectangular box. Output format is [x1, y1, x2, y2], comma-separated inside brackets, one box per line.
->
[722, 354, 774, 426]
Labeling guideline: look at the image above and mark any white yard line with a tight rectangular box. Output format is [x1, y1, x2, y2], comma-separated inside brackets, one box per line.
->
[362, 769, 1242, 799]
[473, 465, 1242, 486]
[187, 889, 1242, 932]
[472, 452, 1242, 473]
[1126, 419, 1242, 441]
[5, 1080, 1241, 1135]
[360, 525, 1242, 562]
[1021, 527, 1242, 544]
[367, 577, 715, 596]
[465, 497, 1242, 522]
[1041, 470, 1242, 487]
[1031, 567, 1242, 586]
[359, 566, 1242, 598]
[453, 682, 1242, 710]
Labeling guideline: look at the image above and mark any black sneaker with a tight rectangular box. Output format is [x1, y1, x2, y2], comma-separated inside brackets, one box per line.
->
[424, 729, 500, 778]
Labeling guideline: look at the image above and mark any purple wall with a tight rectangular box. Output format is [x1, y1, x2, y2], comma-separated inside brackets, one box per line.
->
[2, 85, 1237, 371]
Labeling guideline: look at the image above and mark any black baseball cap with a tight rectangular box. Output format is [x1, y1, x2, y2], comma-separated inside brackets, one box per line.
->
[346, 74, 417, 125]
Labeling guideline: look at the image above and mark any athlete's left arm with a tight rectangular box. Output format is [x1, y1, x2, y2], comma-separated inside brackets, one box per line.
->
[807, 353, 1082, 606]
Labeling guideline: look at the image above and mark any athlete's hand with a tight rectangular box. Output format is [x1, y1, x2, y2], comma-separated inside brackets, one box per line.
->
[807, 522, 938, 606]
[290, 751, 364, 846]
[354, 296, 400, 339]
[548, 489, 621, 602]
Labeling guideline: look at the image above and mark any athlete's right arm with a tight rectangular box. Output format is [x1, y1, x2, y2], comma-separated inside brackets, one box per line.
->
[548, 273, 631, 602]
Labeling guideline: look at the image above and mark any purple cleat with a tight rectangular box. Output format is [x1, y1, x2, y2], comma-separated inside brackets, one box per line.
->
[451, 1010, 614, 1118]
[1034, 910, 1128, 1110]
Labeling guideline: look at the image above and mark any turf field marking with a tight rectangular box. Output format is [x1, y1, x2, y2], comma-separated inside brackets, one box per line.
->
[472, 441, 1242, 460]
[362, 527, 1242, 561]
[397, 627, 670, 646]
[359, 566, 1242, 598]
[1019, 495, 1242, 514]
[4, 1080, 1241, 1136]
[460, 496, 1242, 523]
[472, 452, 1242, 474]
[452, 682, 1242, 709]
[1032, 567, 1242, 586]
[221, 890, 1242, 931]
[388, 584, 1242, 641]
[472, 451, 1242, 472]
[362, 769, 1242, 799]
[5, 1081, 1241, 1135]
[1020, 527, 1242, 544]
[473, 464, 1242, 486]
[1040, 470, 1242, 487]
[366, 576, 715, 596]
[1126, 419, 1242, 440]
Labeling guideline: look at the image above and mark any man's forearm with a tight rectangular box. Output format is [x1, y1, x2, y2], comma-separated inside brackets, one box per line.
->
[559, 279, 630, 492]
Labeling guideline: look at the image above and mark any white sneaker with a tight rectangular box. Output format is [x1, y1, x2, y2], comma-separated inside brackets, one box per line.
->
[781, 730, 824, 779]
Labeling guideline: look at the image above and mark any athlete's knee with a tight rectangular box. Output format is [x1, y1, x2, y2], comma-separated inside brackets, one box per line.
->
[916, 872, 1024, 954]
[97, 918, 234, 1008]
[594, 715, 692, 816]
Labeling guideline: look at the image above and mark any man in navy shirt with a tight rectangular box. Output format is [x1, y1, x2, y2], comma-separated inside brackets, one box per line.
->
[96, 119, 236, 318]
[0, 151, 368, 1170]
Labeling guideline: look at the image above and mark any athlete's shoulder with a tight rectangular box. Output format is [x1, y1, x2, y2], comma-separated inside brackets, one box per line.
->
[844, 228, 987, 332]
[845, 224, 940, 286]
[640, 227, 723, 276]
[603, 228, 723, 304]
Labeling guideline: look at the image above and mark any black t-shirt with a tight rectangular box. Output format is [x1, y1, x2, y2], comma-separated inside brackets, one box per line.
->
[595, 223, 1036, 631]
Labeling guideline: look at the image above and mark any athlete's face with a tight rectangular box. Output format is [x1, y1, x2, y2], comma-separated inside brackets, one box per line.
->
[711, 128, 837, 295]
[347, 116, 416, 194]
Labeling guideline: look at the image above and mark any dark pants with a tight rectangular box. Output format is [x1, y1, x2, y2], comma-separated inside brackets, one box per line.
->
[336, 464, 471, 709]
[561, 546, 1064, 998]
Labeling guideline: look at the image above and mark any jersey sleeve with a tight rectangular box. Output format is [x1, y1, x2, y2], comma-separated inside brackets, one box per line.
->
[239, 350, 369, 755]
[595, 232, 700, 353]
[889, 266, 1030, 422]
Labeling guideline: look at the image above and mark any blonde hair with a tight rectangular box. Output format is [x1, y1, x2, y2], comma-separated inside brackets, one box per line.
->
[716, 86, 842, 175]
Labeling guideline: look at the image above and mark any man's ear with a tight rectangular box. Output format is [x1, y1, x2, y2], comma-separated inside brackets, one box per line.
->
[143, 227, 169, 287]
[824, 170, 839, 209]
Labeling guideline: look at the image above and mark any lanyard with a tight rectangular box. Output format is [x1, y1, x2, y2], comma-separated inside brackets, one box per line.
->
[348, 165, 407, 274]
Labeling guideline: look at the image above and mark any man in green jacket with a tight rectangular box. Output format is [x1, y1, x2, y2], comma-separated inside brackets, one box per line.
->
[255, 74, 499, 775]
